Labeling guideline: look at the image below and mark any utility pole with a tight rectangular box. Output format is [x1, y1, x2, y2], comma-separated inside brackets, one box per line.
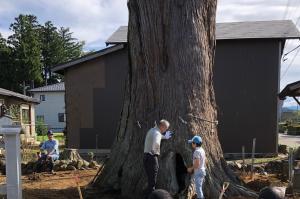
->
[22, 81, 30, 96]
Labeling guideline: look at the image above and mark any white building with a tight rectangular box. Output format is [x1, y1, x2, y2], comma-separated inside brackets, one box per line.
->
[0, 88, 39, 139]
[29, 82, 65, 132]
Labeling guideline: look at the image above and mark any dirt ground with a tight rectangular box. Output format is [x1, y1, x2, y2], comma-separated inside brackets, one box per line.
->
[0, 169, 98, 199]
[241, 173, 288, 192]
[0, 166, 296, 199]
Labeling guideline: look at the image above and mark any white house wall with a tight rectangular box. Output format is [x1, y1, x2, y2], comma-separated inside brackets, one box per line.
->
[33, 91, 65, 132]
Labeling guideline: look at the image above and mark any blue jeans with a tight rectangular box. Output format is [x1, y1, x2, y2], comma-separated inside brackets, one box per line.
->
[194, 170, 206, 199]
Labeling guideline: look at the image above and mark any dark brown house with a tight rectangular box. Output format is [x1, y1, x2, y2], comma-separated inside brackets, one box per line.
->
[53, 20, 300, 155]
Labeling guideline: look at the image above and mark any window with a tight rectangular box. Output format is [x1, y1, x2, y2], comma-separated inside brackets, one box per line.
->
[36, 115, 44, 122]
[58, 113, 65, 122]
[21, 109, 30, 124]
[40, 95, 45, 101]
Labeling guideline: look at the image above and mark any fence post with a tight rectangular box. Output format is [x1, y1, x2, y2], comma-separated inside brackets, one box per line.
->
[96, 134, 98, 150]
[0, 126, 22, 199]
[289, 148, 293, 182]
[251, 138, 256, 179]
[242, 146, 245, 174]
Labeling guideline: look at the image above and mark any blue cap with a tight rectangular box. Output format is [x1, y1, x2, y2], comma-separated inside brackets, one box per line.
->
[188, 136, 202, 144]
[47, 130, 53, 135]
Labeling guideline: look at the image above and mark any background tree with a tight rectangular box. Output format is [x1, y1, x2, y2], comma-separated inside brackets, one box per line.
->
[39, 21, 62, 85]
[58, 27, 84, 62]
[8, 14, 43, 90]
[0, 14, 84, 92]
[40, 23, 84, 85]
[0, 34, 16, 90]
[92, 1, 256, 199]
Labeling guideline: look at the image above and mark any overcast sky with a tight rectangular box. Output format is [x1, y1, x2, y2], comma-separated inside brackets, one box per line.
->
[0, 0, 299, 107]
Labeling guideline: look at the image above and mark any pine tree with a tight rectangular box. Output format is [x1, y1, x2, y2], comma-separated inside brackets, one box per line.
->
[8, 14, 43, 89]
[39, 21, 63, 84]
[0, 34, 15, 90]
[40, 24, 84, 84]
[2, 14, 85, 91]
[58, 27, 84, 62]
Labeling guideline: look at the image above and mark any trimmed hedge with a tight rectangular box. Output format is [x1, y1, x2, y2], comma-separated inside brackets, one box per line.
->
[287, 125, 300, 135]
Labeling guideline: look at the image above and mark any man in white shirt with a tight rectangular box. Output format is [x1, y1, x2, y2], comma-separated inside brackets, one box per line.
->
[144, 119, 173, 196]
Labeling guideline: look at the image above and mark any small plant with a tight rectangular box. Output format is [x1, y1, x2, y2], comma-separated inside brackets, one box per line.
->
[88, 151, 94, 161]
[8, 104, 20, 121]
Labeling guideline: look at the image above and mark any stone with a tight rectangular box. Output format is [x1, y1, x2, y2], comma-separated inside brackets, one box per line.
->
[259, 186, 285, 199]
[60, 164, 68, 171]
[254, 165, 265, 173]
[262, 172, 268, 176]
[83, 160, 90, 168]
[265, 160, 283, 174]
[89, 161, 99, 168]
[76, 160, 83, 169]
[71, 160, 77, 166]
[66, 165, 76, 171]
[234, 161, 242, 169]
[53, 164, 61, 171]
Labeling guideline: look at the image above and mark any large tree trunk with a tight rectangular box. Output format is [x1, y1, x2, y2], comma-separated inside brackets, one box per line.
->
[92, 0, 256, 198]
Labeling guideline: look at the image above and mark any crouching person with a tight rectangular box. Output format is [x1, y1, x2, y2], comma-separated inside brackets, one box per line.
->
[36, 130, 59, 173]
[187, 136, 206, 199]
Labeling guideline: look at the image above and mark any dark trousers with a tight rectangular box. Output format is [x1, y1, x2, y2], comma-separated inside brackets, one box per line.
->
[35, 155, 54, 173]
[144, 153, 159, 195]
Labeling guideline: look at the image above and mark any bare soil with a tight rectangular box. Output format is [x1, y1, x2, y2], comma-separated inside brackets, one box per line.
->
[0, 169, 98, 199]
[0, 167, 296, 199]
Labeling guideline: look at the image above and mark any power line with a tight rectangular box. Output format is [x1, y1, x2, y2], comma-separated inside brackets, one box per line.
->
[283, 0, 292, 19]
[286, 0, 299, 19]
[281, 46, 300, 80]
[282, 0, 297, 50]
[283, 43, 300, 58]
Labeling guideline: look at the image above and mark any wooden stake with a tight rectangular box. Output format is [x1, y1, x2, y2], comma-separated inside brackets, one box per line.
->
[74, 175, 83, 199]
[218, 182, 230, 199]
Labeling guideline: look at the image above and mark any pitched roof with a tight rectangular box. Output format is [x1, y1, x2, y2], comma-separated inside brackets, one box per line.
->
[279, 80, 300, 100]
[28, 82, 65, 92]
[0, 88, 39, 103]
[106, 20, 300, 45]
[52, 44, 124, 73]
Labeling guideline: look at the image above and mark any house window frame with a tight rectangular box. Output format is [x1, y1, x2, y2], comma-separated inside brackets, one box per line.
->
[58, 113, 65, 123]
[21, 107, 30, 124]
[40, 95, 45, 101]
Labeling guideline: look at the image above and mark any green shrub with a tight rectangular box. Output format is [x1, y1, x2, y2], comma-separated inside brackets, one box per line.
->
[278, 122, 288, 133]
[35, 119, 47, 136]
[36, 133, 65, 142]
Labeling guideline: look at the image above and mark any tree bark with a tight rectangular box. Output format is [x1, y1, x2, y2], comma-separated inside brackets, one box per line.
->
[92, 0, 257, 198]
[60, 148, 84, 162]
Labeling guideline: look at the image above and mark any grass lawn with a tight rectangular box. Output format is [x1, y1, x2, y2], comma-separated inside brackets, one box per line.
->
[36, 133, 65, 142]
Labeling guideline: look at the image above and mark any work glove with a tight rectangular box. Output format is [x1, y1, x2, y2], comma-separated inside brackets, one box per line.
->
[164, 131, 173, 139]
